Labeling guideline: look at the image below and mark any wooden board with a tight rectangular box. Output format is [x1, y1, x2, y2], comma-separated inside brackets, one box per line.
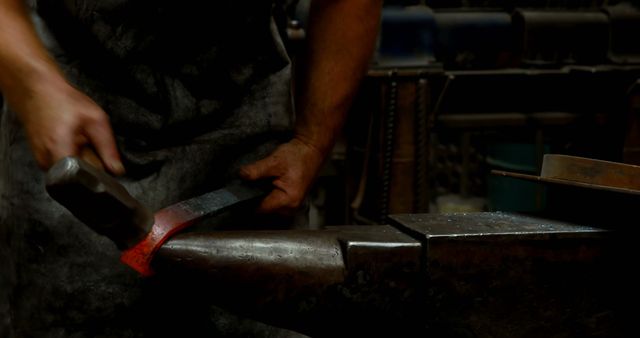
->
[491, 154, 640, 196]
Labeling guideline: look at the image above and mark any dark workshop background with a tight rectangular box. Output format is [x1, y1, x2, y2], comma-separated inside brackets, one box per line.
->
[287, 0, 640, 227]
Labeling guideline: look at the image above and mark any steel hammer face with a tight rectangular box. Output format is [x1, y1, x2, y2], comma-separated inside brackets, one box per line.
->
[45, 157, 154, 250]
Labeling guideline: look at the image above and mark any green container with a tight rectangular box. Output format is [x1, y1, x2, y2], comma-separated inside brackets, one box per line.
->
[486, 143, 547, 212]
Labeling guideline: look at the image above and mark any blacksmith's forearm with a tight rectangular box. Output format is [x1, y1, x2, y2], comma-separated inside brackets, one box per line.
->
[294, 0, 383, 156]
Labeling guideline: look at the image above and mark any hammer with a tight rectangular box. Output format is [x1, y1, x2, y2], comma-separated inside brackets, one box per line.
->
[45, 157, 268, 276]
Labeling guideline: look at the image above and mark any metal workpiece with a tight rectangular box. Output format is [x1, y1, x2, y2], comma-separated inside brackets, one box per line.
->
[390, 212, 621, 338]
[45, 157, 268, 275]
[120, 180, 268, 276]
[153, 225, 426, 337]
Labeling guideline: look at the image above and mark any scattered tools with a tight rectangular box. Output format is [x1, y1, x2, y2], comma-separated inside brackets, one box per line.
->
[45, 156, 268, 276]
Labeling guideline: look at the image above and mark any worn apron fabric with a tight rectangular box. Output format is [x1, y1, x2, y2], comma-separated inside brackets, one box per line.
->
[0, 1, 305, 336]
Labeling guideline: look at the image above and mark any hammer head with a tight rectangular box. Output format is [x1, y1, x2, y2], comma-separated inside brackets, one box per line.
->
[45, 157, 154, 250]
